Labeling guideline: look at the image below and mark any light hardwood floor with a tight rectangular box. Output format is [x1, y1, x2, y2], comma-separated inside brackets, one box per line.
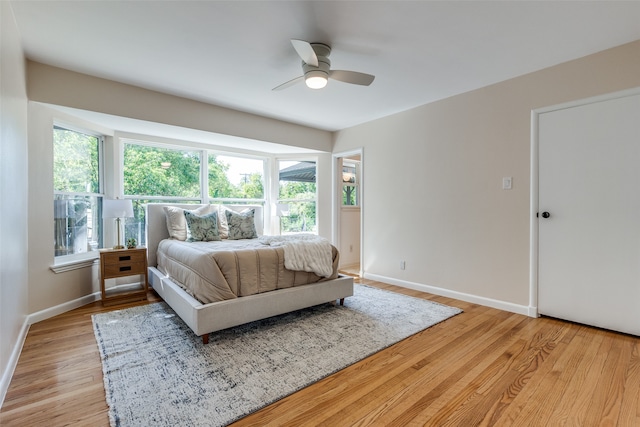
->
[1, 278, 639, 426]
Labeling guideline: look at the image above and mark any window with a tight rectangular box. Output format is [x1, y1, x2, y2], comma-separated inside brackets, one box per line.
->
[122, 143, 267, 244]
[123, 143, 203, 246]
[208, 153, 265, 203]
[278, 160, 317, 234]
[53, 126, 103, 257]
[124, 144, 201, 199]
[342, 160, 360, 207]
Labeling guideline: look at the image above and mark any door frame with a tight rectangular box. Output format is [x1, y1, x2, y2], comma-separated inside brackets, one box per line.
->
[333, 148, 364, 275]
[529, 86, 640, 318]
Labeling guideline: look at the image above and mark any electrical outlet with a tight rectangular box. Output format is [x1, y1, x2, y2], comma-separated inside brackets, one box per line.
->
[400, 260, 406, 270]
[502, 176, 512, 190]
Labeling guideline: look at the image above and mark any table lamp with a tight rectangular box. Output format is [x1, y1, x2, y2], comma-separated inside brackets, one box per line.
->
[276, 203, 290, 235]
[103, 199, 134, 249]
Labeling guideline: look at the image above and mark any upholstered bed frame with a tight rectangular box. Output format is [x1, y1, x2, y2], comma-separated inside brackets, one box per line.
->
[146, 203, 354, 344]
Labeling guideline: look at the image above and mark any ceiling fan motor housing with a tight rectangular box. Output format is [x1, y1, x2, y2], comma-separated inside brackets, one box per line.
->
[303, 59, 330, 77]
[302, 43, 331, 78]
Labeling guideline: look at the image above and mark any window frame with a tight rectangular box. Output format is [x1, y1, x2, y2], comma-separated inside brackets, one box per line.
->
[341, 160, 360, 208]
[123, 140, 203, 200]
[121, 139, 271, 242]
[122, 139, 206, 248]
[207, 150, 268, 206]
[276, 158, 319, 235]
[52, 123, 105, 265]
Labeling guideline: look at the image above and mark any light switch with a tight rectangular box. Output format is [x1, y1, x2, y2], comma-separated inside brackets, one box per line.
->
[502, 177, 512, 190]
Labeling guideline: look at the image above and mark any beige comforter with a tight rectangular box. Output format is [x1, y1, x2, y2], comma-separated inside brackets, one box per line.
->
[157, 238, 340, 304]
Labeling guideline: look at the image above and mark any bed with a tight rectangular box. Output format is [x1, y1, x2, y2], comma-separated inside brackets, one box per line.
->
[146, 203, 354, 344]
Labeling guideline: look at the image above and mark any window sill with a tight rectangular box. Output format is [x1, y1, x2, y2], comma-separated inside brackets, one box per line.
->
[50, 254, 99, 273]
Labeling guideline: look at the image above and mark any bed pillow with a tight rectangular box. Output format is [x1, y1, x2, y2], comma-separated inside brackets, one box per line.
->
[226, 208, 258, 240]
[184, 211, 221, 242]
[164, 204, 215, 240]
[217, 205, 232, 239]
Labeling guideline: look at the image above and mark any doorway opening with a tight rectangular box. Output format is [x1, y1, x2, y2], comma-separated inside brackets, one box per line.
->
[333, 149, 363, 277]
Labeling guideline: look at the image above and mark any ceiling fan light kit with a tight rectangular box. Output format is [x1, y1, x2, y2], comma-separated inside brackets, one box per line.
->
[305, 71, 328, 89]
[273, 39, 375, 91]
[303, 52, 330, 89]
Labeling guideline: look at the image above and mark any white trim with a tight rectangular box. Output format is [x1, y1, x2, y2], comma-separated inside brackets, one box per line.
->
[534, 86, 640, 115]
[0, 320, 29, 409]
[332, 156, 343, 247]
[262, 157, 274, 235]
[529, 109, 539, 318]
[200, 150, 208, 203]
[359, 150, 364, 276]
[339, 262, 360, 271]
[332, 148, 364, 272]
[529, 86, 640, 321]
[26, 292, 101, 325]
[50, 256, 99, 273]
[274, 155, 320, 235]
[364, 272, 532, 316]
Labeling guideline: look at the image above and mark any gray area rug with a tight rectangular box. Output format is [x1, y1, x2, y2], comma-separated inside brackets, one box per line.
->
[92, 284, 462, 426]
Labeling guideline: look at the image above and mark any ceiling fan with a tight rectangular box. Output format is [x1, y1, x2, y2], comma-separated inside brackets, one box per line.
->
[273, 39, 375, 91]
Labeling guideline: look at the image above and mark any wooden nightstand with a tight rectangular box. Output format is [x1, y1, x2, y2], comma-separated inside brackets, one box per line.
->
[100, 247, 148, 306]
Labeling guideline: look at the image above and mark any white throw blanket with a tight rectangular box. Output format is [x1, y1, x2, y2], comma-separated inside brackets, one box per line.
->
[259, 234, 333, 278]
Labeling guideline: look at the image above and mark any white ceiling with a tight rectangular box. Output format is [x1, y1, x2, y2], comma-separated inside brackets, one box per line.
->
[10, 1, 640, 133]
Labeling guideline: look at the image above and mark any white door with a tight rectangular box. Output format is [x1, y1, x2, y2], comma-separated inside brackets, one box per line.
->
[538, 91, 640, 336]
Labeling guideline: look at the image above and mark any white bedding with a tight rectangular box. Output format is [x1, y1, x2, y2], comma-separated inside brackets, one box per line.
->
[258, 234, 334, 278]
[157, 237, 339, 304]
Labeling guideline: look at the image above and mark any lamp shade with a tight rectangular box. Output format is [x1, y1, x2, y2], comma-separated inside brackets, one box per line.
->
[276, 203, 290, 217]
[54, 199, 74, 219]
[103, 199, 134, 218]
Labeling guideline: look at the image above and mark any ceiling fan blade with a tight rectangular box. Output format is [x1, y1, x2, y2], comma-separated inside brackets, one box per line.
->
[329, 70, 375, 86]
[291, 39, 318, 67]
[272, 75, 304, 91]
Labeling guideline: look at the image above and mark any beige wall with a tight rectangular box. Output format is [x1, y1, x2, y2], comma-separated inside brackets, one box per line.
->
[334, 40, 640, 310]
[339, 208, 361, 267]
[27, 104, 106, 315]
[27, 61, 333, 153]
[0, 1, 29, 404]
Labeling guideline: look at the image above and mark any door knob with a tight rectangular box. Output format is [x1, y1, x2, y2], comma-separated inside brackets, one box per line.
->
[541, 211, 550, 218]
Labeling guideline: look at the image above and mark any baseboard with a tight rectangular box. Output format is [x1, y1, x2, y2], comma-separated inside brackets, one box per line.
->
[26, 280, 146, 325]
[363, 273, 533, 316]
[0, 319, 29, 409]
[26, 292, 101, 325]
[339, 262, 360, 270]
[3, 289, 126, 407]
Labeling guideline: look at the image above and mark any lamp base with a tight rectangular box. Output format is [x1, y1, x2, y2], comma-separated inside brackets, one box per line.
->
[114, 217, 125, 250]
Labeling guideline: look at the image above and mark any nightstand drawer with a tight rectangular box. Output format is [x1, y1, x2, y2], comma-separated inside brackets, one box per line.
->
[103, 261, 146, 277]
[101, 250, 146, 266]
[100, 247, 149, 306]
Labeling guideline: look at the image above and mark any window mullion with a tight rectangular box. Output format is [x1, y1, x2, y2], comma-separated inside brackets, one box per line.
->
[201, 149, 208, 203]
